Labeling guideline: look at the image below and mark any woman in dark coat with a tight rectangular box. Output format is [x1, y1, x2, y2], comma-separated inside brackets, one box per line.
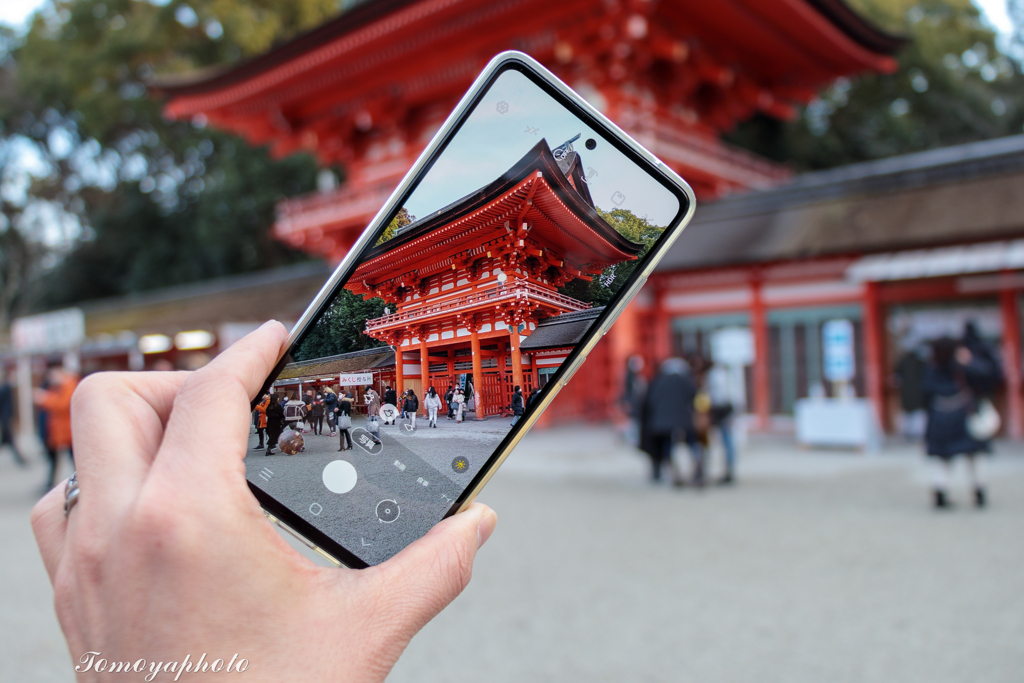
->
[337, 393, 353, 451]
[640, 358, 697, 485]
[323, 390, 339, 437]
[264, 395, 285, 456]
[310, 394, 325, 435]
[403, 389, 419, 430]
[923, 336, 997, 508]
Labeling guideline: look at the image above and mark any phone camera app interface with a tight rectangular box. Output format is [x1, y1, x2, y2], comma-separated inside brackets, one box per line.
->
[246, 68, 681, 565]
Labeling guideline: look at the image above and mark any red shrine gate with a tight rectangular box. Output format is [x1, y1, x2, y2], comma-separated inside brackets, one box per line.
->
[155, 0, 901, 424]
[345, 140, 642, 418]
[155, 0, 900, 262]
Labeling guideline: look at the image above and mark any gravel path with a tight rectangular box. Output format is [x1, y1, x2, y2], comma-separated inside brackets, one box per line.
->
[4, 427, 1023, 682]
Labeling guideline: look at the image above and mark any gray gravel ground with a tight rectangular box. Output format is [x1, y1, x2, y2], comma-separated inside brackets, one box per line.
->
[3, 427, 1023, 682]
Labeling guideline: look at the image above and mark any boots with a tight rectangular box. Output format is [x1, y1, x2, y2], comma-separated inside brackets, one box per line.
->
[974, 487, 986, 508]
[933, 489, 951, 509]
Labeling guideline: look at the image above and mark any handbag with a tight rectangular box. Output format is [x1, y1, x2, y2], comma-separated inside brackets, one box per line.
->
[338, 414, 352, 430]
[966, 399, 1000, 441]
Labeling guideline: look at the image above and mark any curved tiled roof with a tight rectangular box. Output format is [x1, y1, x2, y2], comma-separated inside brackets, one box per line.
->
[277, 345, 394, 380]
[657, 135, 1024, 272]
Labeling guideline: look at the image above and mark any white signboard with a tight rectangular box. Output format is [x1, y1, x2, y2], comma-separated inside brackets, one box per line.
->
[710, 326, 754, 366]
[12, 308, 85, 353]
[339, 373, 373, 386]
[822, 319, 856, 382]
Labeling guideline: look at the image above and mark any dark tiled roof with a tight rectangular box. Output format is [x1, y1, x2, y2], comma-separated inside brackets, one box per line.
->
[521, 307, 604, 351]
[658, 135, 1024, 272]
[49, 261, 332, 338]
[278, 346, 394, 380]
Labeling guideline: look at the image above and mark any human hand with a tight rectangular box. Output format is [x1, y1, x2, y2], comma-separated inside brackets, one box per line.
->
[31, 321, 497, 682]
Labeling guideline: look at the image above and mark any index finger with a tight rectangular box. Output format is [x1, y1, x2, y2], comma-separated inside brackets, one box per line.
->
[151, 320, 289, 496]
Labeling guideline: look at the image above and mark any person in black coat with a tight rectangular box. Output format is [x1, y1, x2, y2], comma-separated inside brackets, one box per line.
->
[510, 386, 524, 426]
[923, 335, 999, 508]
[525, 387, 542, 411]
[640, 358, 697, 484]
[264, 395, 286, 456]
[337, 393, 353, 450]
[323, 391, 339, 436]
[445, 386, 456, 420]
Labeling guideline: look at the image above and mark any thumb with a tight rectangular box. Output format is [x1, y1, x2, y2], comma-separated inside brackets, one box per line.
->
[374, 503, 498, 630]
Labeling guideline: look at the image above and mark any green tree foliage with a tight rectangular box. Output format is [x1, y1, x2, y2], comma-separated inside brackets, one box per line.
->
[726, 0, 1024, 169]
[374, 207, 414, 246]
[291, 289, 386, 361]
[560, 208, 663, 307]
[40, 141, 318, 304]
[0, 0, 345, 310]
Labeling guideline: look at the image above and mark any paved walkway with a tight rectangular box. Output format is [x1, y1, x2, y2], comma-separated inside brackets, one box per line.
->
[3, 428, 1023, 682]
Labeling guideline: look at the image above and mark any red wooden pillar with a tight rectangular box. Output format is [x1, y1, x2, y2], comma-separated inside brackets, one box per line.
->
[750, 280, 770, 430]
[509, 325, 525, 392]
[653, 282, 671, 362]
[862, 281, 887, 431]
[471, 328, 484, 420]
[1000, 287, 1023, 439]
[608, 299, 639, 417]
[395, 343, 404, 394]
[419, 334, 430, 415]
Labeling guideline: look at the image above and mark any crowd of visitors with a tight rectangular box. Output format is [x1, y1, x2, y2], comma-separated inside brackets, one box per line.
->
[623, 354, 737, 488]
[251, 381, 481, 454]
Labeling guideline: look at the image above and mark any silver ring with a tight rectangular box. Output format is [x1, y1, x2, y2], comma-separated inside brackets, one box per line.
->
[64, 473, 80, 517]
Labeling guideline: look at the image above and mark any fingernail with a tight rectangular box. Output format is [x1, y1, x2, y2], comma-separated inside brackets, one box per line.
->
[476, 509, 497, 548]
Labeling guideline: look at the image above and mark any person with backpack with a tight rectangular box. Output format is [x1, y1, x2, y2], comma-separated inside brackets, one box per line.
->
[404, 389, 420, 430]
[337, 392, 353, 451]
[445, 386, 455, 420]
[924, 332, 1001, 509]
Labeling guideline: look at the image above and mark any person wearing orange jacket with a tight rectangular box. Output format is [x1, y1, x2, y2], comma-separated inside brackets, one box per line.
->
[253, 394, 270, 449]
[35, 366, 78, 490]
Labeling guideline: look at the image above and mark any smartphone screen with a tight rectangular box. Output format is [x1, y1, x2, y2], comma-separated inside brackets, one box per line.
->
[247, 64, 687, 566]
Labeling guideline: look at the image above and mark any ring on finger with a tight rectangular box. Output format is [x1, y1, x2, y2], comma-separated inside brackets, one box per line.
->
[64, 473, 80, 517]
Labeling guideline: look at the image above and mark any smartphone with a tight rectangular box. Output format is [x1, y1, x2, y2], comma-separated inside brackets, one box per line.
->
[248, 51, 695, 568]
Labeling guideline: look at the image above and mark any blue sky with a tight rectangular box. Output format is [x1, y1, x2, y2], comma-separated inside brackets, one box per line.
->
[404, 69, 681, 228]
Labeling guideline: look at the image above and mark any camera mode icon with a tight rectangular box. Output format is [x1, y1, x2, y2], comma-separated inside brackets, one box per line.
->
[376, 499, 400, 524]
[351, 428, 383, 455]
